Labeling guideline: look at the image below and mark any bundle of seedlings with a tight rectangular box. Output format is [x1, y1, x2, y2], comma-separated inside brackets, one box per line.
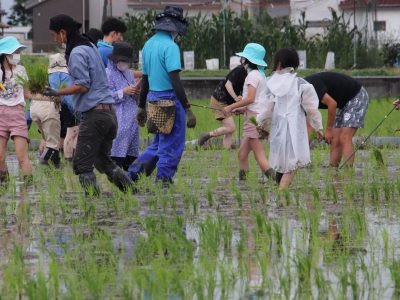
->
[17, 63, 61, 106]
[249, 116, 269, 140]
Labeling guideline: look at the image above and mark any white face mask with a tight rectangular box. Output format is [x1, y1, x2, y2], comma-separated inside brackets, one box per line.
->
[7, 54, 21, 65]
[61, 43, 67, 50]
[117, 61, 130, 72]
[240, 57, 251, 73]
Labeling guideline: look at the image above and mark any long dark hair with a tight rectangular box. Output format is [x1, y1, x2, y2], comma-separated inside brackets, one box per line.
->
[242, 58, 258, 70]
[49, 14, 92, 63]
[0, 55, 12, 83]
[0, 55, 5, 83]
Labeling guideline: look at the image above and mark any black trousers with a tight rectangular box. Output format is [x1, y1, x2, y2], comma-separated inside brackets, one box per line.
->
[73, 108, 118, 176]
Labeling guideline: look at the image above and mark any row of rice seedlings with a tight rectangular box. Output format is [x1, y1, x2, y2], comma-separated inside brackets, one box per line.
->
[1, 145, 399, 298]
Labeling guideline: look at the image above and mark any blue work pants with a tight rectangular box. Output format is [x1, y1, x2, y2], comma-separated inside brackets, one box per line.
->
[128, 91, 186, 182]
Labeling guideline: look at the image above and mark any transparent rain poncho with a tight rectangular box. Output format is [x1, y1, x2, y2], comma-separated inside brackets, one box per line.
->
[257, 68, 323, 173]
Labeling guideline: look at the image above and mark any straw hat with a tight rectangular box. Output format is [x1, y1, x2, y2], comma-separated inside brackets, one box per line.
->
[48, 53, 68, 74]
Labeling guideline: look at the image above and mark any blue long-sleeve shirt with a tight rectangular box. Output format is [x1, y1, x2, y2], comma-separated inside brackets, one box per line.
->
[48, 72, 74, 112]
[68, 45, 114, 112]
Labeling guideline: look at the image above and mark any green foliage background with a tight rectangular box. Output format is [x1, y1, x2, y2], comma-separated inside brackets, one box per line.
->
[124, 9, 392, 69]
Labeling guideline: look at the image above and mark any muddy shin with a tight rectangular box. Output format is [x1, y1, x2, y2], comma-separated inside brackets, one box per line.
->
[339, 106, 396, 169]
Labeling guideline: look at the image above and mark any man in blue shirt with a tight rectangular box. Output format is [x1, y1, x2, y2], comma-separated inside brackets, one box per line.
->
[46, 14, 132, 196]
[97, 18, 126, 67]
[128, 6, 196, 187]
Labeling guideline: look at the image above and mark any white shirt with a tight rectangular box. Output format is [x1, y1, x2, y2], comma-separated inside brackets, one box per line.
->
[243, 69, 268, 113]
[0, 64, 28, 107]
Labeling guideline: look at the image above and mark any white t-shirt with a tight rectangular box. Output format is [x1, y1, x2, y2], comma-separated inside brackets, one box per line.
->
[0, 64, 28, 107]
[243, 69, 268, 113]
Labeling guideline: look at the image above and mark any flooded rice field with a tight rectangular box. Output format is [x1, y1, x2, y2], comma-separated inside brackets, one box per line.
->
[0, 147, 399, 299]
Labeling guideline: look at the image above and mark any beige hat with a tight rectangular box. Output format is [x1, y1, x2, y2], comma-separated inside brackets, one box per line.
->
[48, 53, 68, 74]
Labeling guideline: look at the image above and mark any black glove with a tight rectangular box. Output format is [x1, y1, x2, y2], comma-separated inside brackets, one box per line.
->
[43, 86, 58, 97]
[137, 107, 147, 127]
[185, 107, 196, 128]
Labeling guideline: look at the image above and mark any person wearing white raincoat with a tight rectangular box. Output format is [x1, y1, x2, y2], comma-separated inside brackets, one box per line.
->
[257, 48, 323, 190]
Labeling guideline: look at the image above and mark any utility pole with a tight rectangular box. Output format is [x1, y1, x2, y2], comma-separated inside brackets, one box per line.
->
[353, 0, 357, 68]
[82, 0, 86, 33]
[222, 0, 227, 68]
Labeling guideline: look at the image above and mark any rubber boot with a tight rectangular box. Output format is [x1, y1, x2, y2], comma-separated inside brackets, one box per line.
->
[106, 167, 134, 192]
[239, 170, 248, 181]
[264, 168, 276, 181]
[198, 132, 212, 147]
[39, 147, 60, 168]
[275, 172, 284, 185]
[79, 172, 100, 197]
[128, 156, 158, 181]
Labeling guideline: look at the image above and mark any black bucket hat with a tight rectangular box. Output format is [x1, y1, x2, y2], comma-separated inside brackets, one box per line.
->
[154, 6, 188, 36]
[108, 42, 133, 63]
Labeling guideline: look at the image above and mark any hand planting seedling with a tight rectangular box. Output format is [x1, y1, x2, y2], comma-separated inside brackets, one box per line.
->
[249, 116, 269, 140]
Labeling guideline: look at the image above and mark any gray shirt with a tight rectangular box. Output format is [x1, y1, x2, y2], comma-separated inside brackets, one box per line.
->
[68, 45, 114, 112]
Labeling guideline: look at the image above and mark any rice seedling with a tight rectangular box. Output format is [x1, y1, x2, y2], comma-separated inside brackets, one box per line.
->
[0, 93, 399, 299]
[390, 258, 400, 295]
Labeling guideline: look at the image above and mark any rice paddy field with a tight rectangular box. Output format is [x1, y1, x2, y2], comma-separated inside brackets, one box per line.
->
[1, 98, 399, 299]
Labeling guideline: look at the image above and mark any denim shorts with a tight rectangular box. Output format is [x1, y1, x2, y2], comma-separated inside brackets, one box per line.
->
[334, 87, 369, 128]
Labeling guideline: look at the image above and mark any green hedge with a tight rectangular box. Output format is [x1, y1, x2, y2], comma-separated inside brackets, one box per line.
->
[124, 9, 389, 69]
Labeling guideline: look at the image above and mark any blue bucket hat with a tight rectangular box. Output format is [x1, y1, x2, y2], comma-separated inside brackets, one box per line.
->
[236, 43, 267, 67]
[0, 36, 27, 55]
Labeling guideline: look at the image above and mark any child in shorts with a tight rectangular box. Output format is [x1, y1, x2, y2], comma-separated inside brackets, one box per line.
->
[198, 64, 247, 149]
[0, 37, 32, 183]
[222, 43, 274, 181]
[305, 72, 370, 168]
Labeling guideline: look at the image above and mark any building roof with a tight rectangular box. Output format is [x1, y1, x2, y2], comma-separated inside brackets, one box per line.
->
[339, 0, 400, 9]
[0, 22, 10, 29]
[26, 0, 50, 10]
[127, 0, 222, 10]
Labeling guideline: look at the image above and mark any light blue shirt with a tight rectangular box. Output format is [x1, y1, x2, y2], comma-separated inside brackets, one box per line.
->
[142, 31, 181, 91]
[49, 72, 74, 112]
[97, 40, 113, 67]
[68, 45, 114, 113]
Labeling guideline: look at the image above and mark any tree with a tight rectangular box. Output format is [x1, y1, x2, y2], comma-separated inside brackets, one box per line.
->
[8, 0, 32, 26]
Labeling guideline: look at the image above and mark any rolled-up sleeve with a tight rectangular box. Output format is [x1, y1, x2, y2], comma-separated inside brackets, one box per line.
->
[69, 50, 91, 89]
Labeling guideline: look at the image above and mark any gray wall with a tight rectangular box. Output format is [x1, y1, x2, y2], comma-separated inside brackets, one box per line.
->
[182, 76, 400, 100]
[31, 0, 89, 52]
